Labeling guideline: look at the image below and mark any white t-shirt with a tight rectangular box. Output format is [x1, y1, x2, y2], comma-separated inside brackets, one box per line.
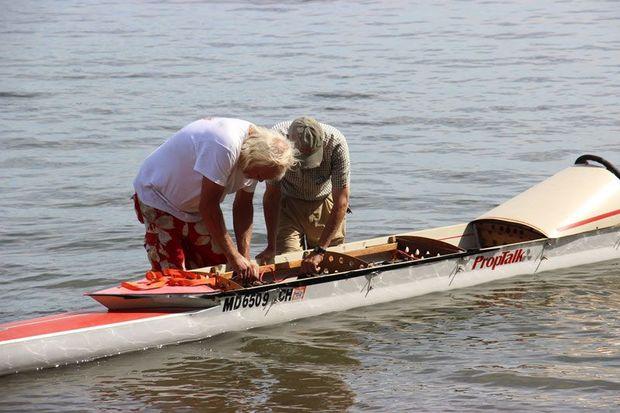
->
[133, 117, 257, 222]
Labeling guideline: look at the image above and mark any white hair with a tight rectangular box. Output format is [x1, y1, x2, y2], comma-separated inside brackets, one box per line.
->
[239, 125, 298, 178]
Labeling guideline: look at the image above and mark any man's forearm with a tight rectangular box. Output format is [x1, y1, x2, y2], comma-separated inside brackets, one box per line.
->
[233, 200, 253, 258]
[201, 203, 239, 259]
[317, 188, 348, 249]
[263, 188, 281, 249]
[318, 207, 346, 248]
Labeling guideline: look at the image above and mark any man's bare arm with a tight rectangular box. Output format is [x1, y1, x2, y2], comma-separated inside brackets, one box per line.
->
[198, 177, 257, 276]
[233, 189, 255, 259]
[256, 183, 282, 260]
[317, 186, 349, 248]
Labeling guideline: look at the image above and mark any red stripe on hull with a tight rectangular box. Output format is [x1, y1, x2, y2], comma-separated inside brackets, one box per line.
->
[0, 310, 181, 342]
[557, 209, 620, 232]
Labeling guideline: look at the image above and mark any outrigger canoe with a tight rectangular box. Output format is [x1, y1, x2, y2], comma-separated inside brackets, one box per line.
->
[2, 155, 619, 376]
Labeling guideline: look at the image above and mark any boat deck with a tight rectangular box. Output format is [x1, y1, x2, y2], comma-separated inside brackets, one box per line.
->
[0, 311, 182, 342]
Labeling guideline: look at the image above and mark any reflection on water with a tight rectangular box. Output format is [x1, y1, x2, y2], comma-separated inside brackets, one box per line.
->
[1, 329, 359, 412]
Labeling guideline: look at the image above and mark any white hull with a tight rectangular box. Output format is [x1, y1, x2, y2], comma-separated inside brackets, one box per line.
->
[2, 226, 618, 376]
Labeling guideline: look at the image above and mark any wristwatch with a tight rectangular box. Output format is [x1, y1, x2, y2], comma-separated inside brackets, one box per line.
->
[312, 246, 327, 255]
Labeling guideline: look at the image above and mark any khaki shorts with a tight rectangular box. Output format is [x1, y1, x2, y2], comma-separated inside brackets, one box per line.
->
[276, 194, 346, 254]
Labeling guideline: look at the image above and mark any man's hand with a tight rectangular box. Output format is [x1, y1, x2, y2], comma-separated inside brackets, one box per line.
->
[302, 252, 324, 274]
[255, 246, 276, 263]
[228, 253, 260, 279]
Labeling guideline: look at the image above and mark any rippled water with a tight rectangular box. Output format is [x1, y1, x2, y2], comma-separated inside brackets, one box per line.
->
[1, 0, 619, 411]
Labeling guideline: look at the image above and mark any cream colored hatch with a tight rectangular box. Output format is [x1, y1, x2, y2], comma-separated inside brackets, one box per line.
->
[470, 155, 620, 248]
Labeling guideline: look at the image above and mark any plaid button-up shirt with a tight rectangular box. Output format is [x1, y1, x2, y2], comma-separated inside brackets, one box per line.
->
[270, 120, 350, 201]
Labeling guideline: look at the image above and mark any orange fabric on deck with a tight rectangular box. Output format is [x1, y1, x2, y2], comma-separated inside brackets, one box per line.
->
[121, 268, 219, 290]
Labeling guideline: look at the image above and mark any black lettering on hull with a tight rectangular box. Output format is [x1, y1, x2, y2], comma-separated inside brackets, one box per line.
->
[221, 287, 306, 312]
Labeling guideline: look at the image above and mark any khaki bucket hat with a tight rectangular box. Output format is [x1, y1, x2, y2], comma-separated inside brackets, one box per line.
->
[288, 117, 325, 169]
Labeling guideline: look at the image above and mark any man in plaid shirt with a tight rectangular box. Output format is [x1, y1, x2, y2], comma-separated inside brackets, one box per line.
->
[257, 117, 351, 273]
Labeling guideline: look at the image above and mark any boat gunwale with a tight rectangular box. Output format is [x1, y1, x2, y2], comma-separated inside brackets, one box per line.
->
[88, 239, 540, 300]
[88, 223, 620, 305]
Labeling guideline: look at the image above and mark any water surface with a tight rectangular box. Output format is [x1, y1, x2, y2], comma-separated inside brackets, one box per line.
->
[1, 1, 619, 411]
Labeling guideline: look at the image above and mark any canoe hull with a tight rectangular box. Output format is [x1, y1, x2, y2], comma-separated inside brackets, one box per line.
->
[2, 226, 618, 376]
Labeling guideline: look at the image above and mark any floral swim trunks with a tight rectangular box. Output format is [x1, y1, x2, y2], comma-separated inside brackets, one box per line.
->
[133, 195, 226, 271]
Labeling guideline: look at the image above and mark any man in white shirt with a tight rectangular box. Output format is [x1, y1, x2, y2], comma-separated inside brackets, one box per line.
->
[133, 117, 296, 277]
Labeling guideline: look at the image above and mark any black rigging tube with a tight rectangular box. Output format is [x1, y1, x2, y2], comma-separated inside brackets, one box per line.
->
[574, 154, 620, 180]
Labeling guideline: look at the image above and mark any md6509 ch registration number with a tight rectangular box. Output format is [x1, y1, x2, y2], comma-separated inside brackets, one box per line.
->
[221, 287, 306, 312]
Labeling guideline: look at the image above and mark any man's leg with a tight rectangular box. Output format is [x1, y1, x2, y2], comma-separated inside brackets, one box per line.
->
[184, 220, 227, 270]
[137, 200, 186, 270]
[303, 194, 346, 248]
[275, 196, 305, 254]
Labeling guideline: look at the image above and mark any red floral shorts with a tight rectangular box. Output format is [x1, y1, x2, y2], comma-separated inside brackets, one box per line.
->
[133, 195, 226, 271]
